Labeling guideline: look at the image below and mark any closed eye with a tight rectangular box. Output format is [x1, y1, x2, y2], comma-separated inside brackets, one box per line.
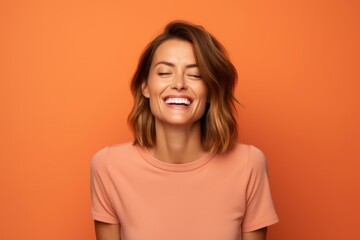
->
[188, 74, 201, 79]
[158, 72, 171, 76]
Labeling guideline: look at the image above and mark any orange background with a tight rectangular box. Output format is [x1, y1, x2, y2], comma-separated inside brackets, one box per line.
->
[1, 0, 359, 239]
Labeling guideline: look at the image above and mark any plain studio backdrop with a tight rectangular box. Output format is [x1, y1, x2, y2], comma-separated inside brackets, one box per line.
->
[1, 0, 359, 239]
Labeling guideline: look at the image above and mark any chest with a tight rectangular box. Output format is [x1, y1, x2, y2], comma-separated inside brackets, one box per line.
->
[108, 165, 248, 240]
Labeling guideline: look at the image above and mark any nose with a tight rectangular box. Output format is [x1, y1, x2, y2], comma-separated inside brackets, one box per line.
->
[171, 73, 188, 91]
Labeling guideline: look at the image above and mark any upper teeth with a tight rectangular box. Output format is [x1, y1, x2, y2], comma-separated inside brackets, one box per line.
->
[165, 98, 191, 105]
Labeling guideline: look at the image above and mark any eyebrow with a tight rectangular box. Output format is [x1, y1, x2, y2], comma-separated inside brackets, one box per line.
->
[154, 61, 198, 68]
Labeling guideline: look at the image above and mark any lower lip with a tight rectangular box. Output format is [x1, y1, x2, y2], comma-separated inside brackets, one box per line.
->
[165, 103, 191, 109]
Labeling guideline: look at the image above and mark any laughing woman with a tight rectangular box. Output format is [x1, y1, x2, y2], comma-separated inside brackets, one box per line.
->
[90, 21, 279, 240]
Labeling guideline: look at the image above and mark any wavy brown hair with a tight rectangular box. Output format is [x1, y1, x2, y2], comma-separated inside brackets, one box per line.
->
[128, 20, 238, 153]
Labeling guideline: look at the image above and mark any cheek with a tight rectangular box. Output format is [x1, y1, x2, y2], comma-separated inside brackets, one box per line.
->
[146, 79, 168, 96]
[199, 84, 208, 101]
[145, 84, 158, 98]
[198, 88, 209, 112]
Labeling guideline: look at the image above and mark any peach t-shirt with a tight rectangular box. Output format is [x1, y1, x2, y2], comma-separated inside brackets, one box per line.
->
[90, 142, 278, 240]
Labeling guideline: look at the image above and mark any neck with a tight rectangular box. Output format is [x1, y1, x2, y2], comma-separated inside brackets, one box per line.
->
[149, 121, 206, 164]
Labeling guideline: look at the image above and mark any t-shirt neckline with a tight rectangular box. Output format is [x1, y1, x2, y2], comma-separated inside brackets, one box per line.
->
[136, 145, 216, 172]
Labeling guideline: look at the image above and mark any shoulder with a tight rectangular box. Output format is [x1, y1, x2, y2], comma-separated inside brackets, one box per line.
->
[226, 143, 268, 170]
[245, 145, 269, 177]
[91, 141, 136, 172]
[248, 145, 267, 166]
[225, 143, 264, 158]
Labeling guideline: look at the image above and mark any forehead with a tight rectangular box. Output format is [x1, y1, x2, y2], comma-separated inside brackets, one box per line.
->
[152, 39, 196, 64]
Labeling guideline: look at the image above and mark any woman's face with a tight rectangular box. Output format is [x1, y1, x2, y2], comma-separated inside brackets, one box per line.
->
[142, 39, 208, 128]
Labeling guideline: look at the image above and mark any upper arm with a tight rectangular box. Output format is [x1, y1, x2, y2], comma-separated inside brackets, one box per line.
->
[91, 147, 120, 224]
[242, 227, 267, 240]
[242, 146, 279, 232]
[94, 221, 121, 240]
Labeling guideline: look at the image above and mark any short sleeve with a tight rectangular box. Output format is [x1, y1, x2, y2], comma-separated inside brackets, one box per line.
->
[241, 146, 279, 232]
[90, 147, 119, 224]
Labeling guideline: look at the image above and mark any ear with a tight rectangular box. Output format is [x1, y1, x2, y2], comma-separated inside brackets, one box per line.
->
[141, 81, 150, 98]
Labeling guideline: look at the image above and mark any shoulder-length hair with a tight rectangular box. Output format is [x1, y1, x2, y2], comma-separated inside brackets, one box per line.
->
[128, 20, 238, 153]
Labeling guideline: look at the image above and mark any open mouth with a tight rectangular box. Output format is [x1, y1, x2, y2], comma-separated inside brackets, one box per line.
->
[164, 97, 192, 106]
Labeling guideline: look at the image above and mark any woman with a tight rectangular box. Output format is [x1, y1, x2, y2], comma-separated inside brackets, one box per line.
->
[90, 20, 279, 240]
